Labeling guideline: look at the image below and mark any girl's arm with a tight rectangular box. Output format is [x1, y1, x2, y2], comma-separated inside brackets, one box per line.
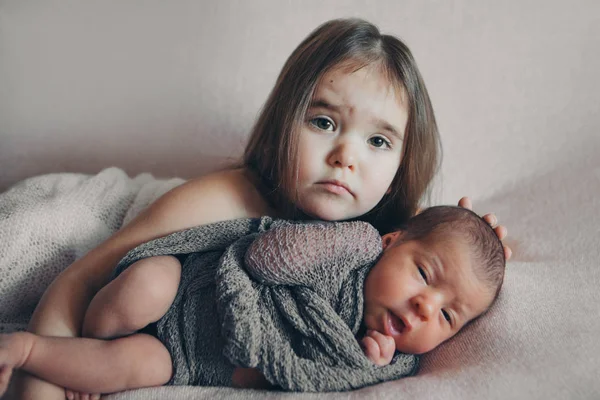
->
[15, 169, 270, 399]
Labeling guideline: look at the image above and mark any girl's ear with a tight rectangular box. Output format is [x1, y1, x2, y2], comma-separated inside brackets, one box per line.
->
[381, 231, 404, 250]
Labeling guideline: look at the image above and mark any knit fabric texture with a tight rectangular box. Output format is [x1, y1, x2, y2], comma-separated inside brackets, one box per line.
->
[0, 167, 183, 334]
[112, 217, 419, 392]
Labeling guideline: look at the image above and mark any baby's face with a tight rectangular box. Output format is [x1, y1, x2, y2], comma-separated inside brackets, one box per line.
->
[363, 233, 494, 354]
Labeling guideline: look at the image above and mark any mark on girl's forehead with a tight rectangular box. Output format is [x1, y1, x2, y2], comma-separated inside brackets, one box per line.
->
[330, 79, 334, 83]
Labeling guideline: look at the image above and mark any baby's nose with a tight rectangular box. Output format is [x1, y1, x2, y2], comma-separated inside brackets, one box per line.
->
[411, 294, 438, 321]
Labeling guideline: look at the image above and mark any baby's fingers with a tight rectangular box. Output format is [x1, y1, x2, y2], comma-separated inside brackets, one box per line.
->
[368, 330, 395, 362]
[360, 336, 379, 361]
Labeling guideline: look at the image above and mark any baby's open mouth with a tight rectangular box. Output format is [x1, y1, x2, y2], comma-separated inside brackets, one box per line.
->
[387, 311, 406, 335]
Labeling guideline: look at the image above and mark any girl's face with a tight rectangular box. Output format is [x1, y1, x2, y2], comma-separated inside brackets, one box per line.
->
[293, 64, 408, 221]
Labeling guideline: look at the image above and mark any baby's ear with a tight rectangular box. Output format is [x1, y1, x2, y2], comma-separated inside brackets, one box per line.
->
[381, 230, 405, 250]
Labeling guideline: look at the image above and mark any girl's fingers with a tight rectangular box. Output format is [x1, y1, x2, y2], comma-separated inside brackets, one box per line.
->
[0, 365, 14, 398]
[494, 225, 507, 240]
[504, 245, 513, 261]
[483, 213, 498, 227]
[458, 198, 512, 260]
[493, 224, 512, 260]
[461, 199, 500, 229]
[458, 196, 472, 210]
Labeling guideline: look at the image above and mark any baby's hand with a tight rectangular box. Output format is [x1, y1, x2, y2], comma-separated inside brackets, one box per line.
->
[360, 330, 396, 366]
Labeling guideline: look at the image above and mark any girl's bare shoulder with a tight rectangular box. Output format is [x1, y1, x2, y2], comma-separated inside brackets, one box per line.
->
[59, 169, 271, 285]
[147, 168, 272, 229]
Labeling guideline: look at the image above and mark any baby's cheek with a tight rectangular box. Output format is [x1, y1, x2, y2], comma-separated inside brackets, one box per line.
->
[422, 331, 455, 354]
[396, 332, 438, 355]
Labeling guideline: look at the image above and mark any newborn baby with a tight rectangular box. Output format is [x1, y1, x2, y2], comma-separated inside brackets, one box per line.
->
[0, 206, 505, 395]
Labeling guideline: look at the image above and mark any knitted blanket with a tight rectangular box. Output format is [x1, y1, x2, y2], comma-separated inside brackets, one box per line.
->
[113, 217, 419, 392]
[0, 167, 184, 334]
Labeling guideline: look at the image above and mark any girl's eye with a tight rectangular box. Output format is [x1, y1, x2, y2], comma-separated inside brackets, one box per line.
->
[368, 136, 391, 149]
[442, 309, 452, 323]
[309, 117, 335, 131]
[417, 266, 428, 284]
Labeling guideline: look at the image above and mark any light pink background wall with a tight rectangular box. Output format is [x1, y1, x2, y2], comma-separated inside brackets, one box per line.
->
[1, 0, 599, 204]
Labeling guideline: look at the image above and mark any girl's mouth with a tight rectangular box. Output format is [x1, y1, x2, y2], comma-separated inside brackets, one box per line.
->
[316, 180, 354, 197]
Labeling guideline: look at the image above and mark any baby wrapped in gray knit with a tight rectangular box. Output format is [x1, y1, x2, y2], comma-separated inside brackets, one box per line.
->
[0, 206, 506, 395]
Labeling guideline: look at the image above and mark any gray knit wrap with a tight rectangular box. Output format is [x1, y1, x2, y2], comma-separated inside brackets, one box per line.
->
[112, 217, 418, 392]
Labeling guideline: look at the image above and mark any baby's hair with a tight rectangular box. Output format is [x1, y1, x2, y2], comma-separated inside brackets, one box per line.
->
[401, 206, 506, 302]
[243, 18, 441, 233]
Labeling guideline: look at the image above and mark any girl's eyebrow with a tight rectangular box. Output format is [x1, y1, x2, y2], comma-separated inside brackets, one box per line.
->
[310, 99, 404, 140]
[309, 99, 339, 112]
[371, 118, 404, 141]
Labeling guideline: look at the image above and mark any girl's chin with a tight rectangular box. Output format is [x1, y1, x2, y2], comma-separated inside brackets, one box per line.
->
[299, 202, 361, 222]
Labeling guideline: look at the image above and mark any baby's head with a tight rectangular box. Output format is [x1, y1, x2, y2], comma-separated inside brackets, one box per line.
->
[244, 18, 440, 232]
[363, 206, 506, 354]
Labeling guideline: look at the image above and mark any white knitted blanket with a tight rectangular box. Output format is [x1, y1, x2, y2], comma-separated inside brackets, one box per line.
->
[0, 167, 184, 333]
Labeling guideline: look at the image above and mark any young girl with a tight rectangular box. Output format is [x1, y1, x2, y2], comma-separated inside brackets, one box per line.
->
[14, 18, 510, 399]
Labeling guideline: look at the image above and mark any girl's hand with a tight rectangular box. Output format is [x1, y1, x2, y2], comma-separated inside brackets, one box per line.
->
[360, 330, 396, 366]
[0, 332, 33, 397]
[65, 389, 101, 400]
[458, 197, 512, 260]
[0, 365, 13, 398]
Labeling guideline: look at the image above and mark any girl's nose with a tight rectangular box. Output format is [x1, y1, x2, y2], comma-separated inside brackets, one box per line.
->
[327, 142, 356, 171]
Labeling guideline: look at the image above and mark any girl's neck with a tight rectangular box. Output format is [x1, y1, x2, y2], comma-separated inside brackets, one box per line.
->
[240, 167, 283, 218]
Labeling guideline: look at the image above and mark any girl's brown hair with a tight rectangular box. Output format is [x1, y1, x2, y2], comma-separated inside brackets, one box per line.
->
[244, 18, 441, 233]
